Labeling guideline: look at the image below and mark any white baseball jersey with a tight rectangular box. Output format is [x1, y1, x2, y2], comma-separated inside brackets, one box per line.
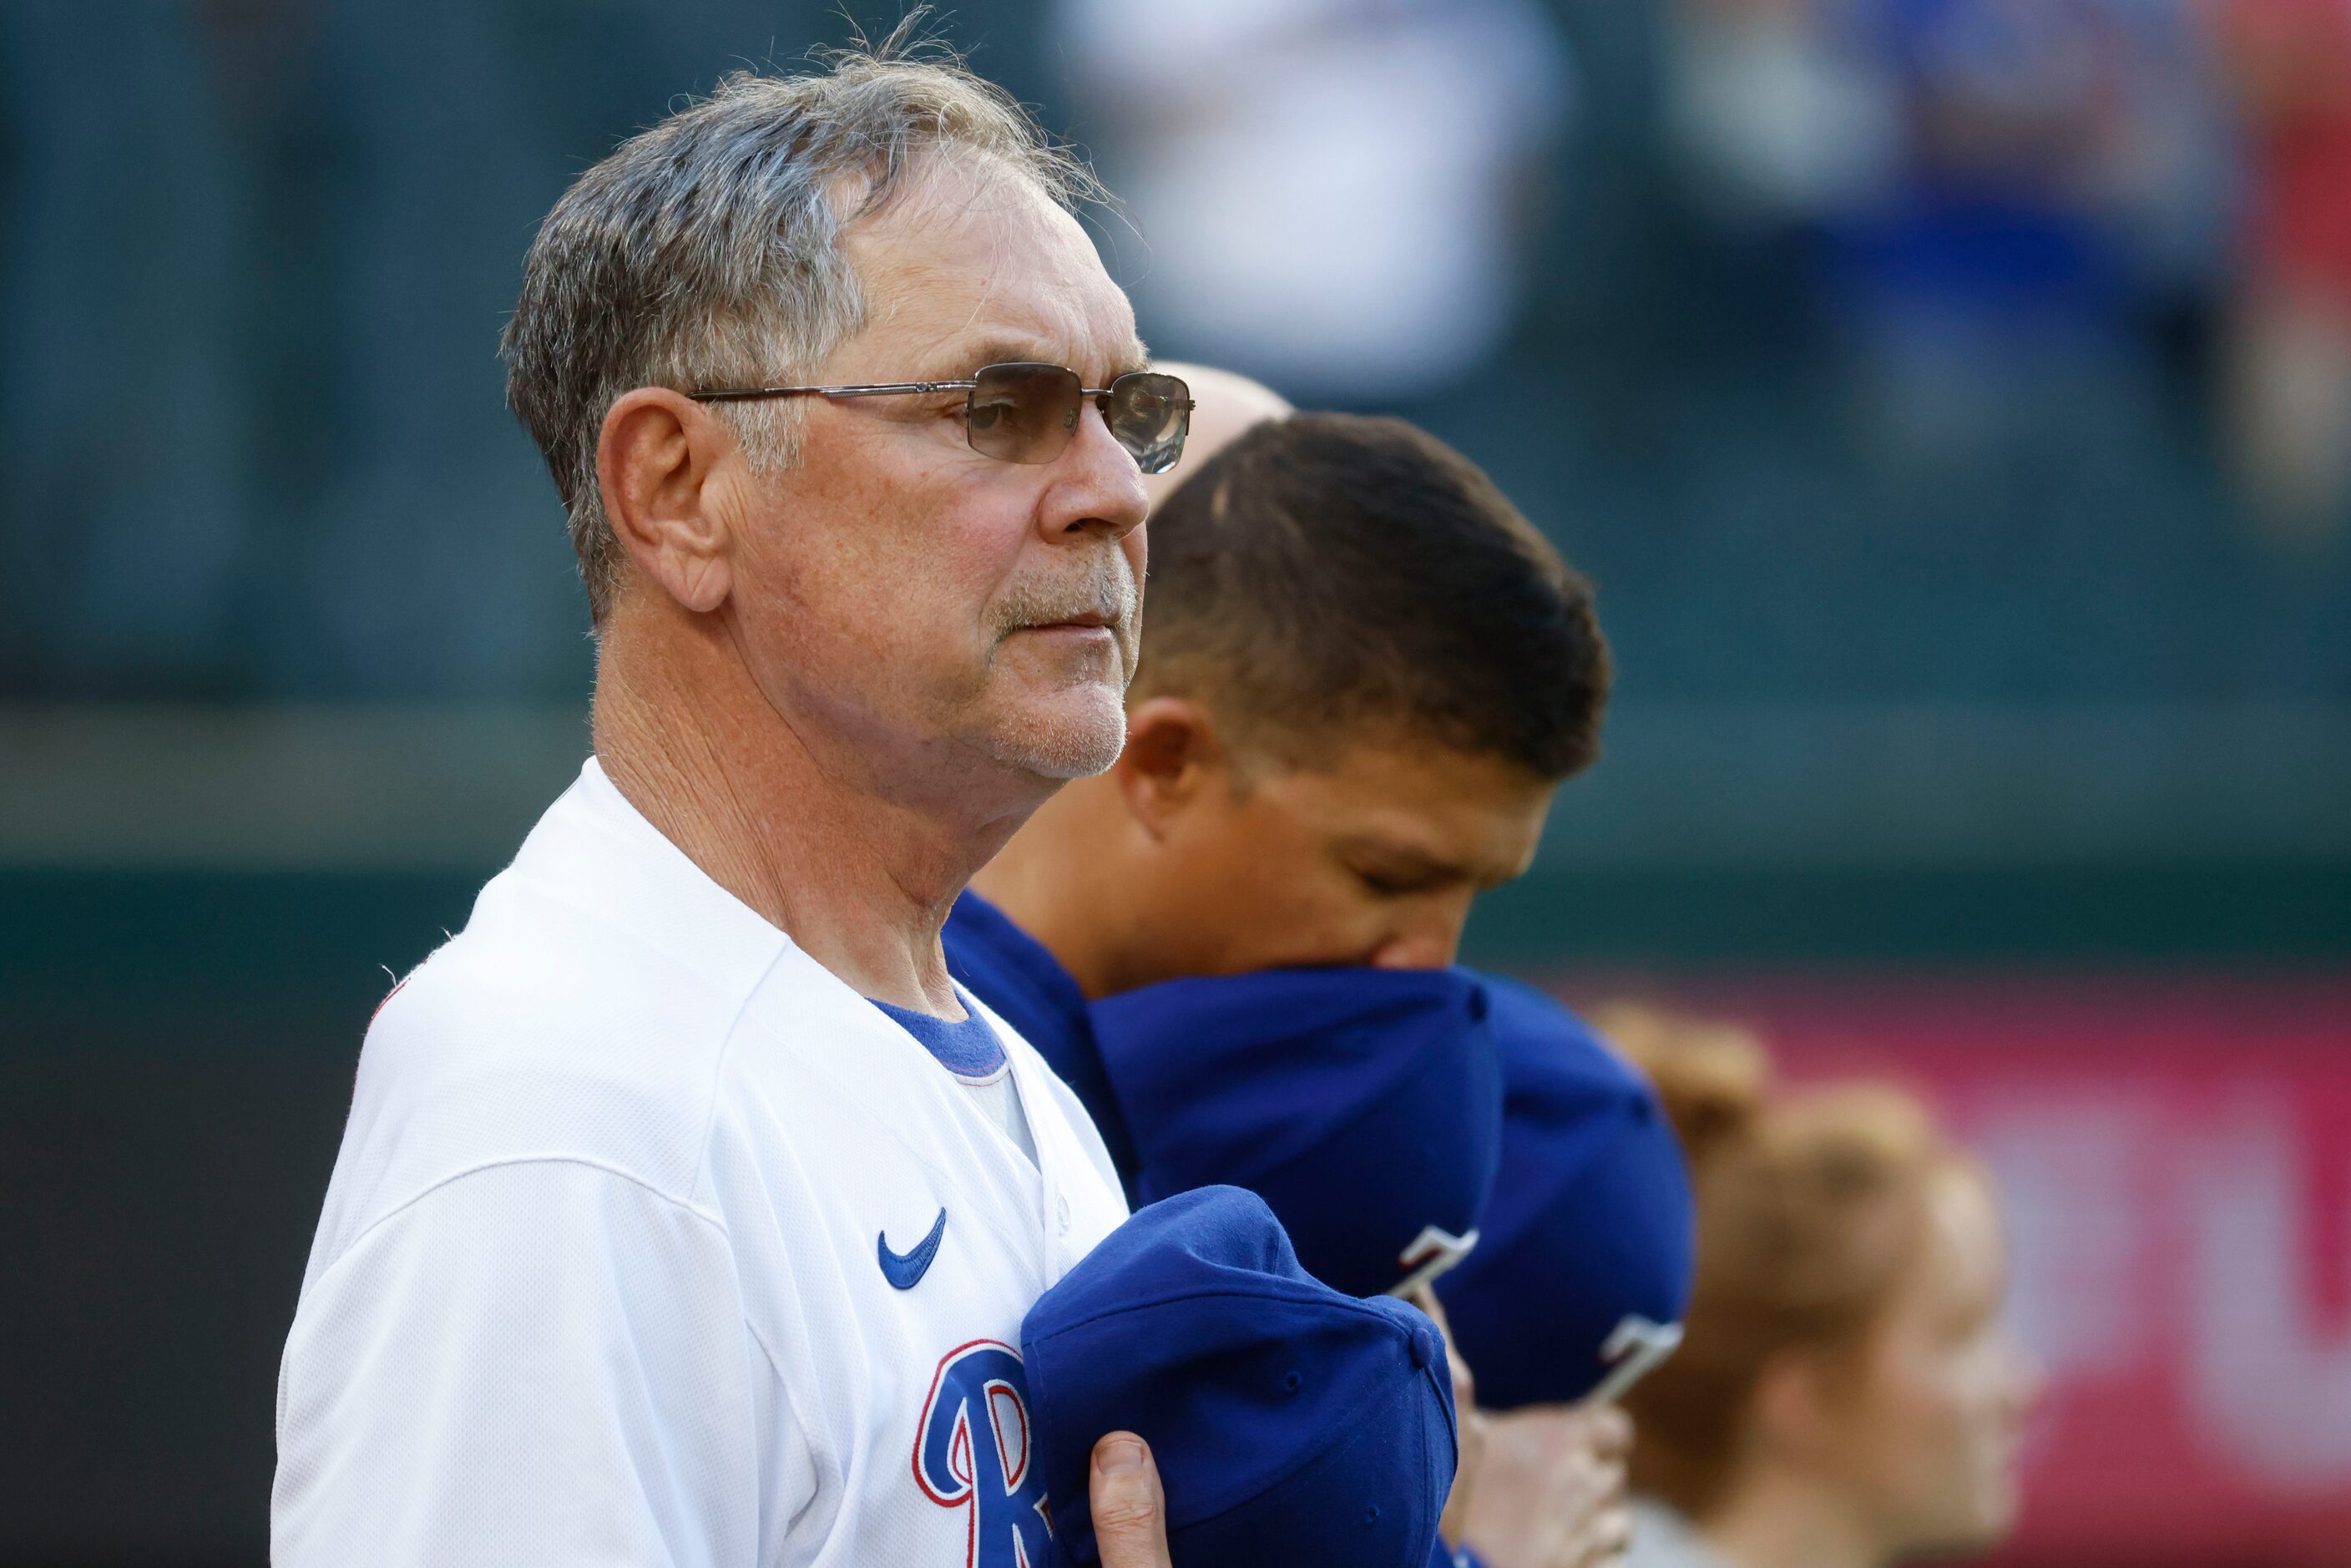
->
[272, 758, 1130, 1566]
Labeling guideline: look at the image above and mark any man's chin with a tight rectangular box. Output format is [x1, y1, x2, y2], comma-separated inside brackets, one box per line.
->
[982, 689, 1130, 781]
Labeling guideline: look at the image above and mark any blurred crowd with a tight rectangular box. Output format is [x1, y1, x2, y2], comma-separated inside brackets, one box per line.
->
[1056, 0, 2351, 725]
[1661, 0, 2351, 547]
[1071, 0, 2351, 536]
[2, 0, 2346, 705]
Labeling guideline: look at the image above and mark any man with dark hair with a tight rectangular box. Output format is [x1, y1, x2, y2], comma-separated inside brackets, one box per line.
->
[961, 408, 1609, 1027]
[948, 393, 1631, 1568]
[1140, 412, 1605, 775]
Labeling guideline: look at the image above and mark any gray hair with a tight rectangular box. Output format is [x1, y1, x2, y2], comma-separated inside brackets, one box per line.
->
[502, 38, 1103, 620]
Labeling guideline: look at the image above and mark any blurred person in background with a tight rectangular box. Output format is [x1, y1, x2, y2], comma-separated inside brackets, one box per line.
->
[1823, 0, 2186, 462]
[1598, 1004, 2040, 1568]
[2215, 0, 2351, 544]
[1666, 0, 2227, 467]
[1051, 0, 1570, 404]
[1666, 0, 1904, 236]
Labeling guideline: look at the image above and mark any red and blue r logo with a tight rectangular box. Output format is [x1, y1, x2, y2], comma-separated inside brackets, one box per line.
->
[913, 1339, 1052, 1568]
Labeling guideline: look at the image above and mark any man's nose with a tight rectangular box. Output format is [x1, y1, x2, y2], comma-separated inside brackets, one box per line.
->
[1366, 899, 1473, 972]
[1039, 401, 1150, 544]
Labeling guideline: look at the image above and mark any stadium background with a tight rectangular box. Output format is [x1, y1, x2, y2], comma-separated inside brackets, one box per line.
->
[0, 2, 2344, 1563]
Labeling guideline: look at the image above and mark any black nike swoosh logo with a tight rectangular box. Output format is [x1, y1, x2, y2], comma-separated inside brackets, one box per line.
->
[878, 1207, 948, 1290]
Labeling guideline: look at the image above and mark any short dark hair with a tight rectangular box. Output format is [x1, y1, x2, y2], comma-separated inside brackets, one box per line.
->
[1134, 412, 1610, 781]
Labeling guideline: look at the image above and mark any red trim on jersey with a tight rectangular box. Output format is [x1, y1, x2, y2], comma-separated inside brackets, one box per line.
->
[368, 977, 409, 1028]
[912, 1337, 1022, 1507]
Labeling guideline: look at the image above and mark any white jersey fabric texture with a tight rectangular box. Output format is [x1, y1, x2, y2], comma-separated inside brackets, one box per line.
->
[963, 1061, 1036, 1163]
[271, 758, 1129, 1566]
[1625, 1497, 1736, 1568]
[948, 1055, 1037, 1165]
[870, 994, 1039, 1166]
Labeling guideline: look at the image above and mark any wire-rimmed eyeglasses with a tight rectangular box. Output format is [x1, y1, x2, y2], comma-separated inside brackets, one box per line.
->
[690, 362, 1195, 474]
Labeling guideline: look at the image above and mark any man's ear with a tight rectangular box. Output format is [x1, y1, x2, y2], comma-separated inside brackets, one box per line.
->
[1112, 696, 1229, 838]
[596, 387, 741, 615]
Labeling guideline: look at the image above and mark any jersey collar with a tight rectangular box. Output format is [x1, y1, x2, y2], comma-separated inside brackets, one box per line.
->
[944, 891, 1140, 1198]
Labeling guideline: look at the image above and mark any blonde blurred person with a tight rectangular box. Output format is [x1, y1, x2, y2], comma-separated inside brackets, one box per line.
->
[1595, 1005, 2041, 1568]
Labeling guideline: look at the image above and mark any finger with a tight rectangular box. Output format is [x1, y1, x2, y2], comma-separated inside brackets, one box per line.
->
[1573, 1403, 1634, 1459]
[1440, 1402, 1486, 1545]
[1090, 1432, 1173, 1568]
[1577, 1503, 1636, 1568]
[1447, 1341, 1479, 1414]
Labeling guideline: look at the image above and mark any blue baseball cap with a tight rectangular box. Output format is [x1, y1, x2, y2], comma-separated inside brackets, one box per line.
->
[1023, 1185, 1458, 1568]
[1434, 978, 1695, 1409]
[1090, 967, 1503, 1299]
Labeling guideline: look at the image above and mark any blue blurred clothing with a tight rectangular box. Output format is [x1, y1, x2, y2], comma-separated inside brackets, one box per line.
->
[1435, 979, 1696, 1409]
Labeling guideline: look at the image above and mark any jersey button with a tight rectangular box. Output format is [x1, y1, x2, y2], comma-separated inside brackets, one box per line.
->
[1054, 1192, 1071, 1234]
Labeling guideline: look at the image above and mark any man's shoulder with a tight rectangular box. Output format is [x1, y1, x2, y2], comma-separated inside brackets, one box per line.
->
[382, 850, 778, 1082]
[311, 860, 786, 1275]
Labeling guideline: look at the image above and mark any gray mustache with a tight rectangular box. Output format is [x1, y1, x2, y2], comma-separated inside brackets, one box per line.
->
[994, 560, 1138, 635]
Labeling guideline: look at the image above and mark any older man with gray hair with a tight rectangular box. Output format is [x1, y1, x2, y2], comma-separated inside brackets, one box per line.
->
[271, 46, 1190, 1567]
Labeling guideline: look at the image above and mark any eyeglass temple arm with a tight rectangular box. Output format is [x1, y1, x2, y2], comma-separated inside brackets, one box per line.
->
[688, 381, 981, 403]
[691, 379, 1193, 406]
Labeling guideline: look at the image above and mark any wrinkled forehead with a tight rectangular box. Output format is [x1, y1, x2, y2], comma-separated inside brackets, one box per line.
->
[837, 152, 1143, 381]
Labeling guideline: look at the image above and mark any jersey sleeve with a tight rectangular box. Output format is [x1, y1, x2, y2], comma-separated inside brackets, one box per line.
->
[272, 1158, 807, 1566]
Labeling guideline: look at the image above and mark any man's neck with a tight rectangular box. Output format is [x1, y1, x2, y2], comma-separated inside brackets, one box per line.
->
[592, 610, 1040, 1013]
[966, 776, 1139, 1000]
[1698, 1467, 1883, 1568]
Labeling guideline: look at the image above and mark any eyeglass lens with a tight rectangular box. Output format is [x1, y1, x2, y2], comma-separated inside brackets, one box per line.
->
[1107, 373, 1191, 476]
[965, 363, 1191, 474]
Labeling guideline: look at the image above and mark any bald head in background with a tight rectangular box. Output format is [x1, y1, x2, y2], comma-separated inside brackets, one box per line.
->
[1140, 363, 1293, 513]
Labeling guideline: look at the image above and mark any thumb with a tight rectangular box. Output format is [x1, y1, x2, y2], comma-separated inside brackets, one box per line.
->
[1089, 1432, 1172, 1568]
